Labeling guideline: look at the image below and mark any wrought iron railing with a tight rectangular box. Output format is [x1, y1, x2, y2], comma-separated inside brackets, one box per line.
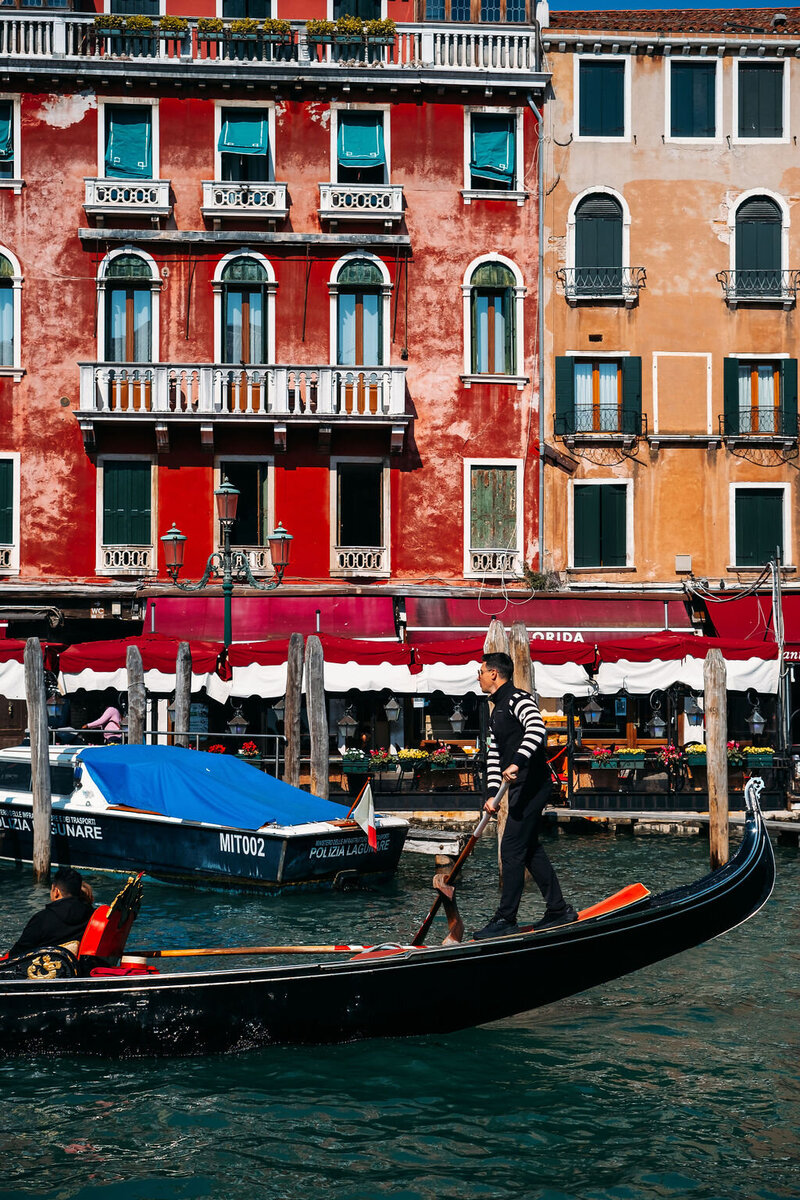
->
[557, 267, 647, 303]
[715, 270, 800, 303]
[718, 409, 799, 438]
[554, 407, 647, 438]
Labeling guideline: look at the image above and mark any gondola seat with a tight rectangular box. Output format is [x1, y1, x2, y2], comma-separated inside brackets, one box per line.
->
[77, 872, 144, 967]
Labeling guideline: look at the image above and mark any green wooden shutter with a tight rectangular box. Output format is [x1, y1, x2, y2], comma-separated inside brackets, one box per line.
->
[573, 485, 600, 567]
[736, 199, 781, 295]
[0, 102, 12, 162]
[579, 62, 624, 137]
[621, 357, 642, 435]
[103, 461, 151, 546]
[0, 459, 13, 545]
[575, 195, 622, 294]
[671, 62, 715, 137]
[739, 63, 783, 137]
[470, 466, 516, 549]
[781, 359, 798, 436]
[723, 357, 740, 435]
[735, 488, 783, 566]
[601, 484, 628, 567]
[554, 357, 575, 436]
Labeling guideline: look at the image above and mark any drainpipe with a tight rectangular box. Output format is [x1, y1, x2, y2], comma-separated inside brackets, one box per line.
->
[527, 93, 546, 574]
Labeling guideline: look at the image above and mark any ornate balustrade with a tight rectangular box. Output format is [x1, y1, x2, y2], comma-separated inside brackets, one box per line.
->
[333, 545, 389, 576]
[99, 544, 154, 576]
[318, 183, 404, 224]
[201, 180, 289, 222]
[467, 549, 521, 576]
[84, 178, 172, 223]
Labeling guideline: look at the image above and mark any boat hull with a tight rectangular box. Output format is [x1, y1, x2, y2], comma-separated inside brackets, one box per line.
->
[0, 801, 774, 1057]
[0, 800, 406, 892]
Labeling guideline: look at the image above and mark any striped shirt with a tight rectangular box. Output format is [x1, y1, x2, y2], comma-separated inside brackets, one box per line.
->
[486, 680, 548, 798]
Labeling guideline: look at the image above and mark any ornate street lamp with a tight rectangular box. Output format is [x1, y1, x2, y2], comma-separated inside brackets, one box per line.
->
[684, 694, 704, 727]
[647, 691, 667, 739]
[160, 479, 293, 648]
[582, 696, 603, 726]
[227, 705, 249, 737]
[384, 695, 401, 724]
[450, 702, 466, 734]
[337, 705, 358, 743]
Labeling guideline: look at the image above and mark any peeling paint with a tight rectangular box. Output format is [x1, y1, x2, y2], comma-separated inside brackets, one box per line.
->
[306, 102, 331, 129]
[35, 91, 96, 129]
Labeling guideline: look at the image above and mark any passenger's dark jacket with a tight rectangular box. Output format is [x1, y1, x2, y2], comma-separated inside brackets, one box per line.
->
[8, 896, 93, 958]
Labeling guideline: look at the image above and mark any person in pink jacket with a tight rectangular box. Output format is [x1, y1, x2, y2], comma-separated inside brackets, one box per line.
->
[83, 706, 122, 743]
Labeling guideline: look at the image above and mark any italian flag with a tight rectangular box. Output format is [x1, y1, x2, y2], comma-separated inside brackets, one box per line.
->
[352, 782, 377, 851]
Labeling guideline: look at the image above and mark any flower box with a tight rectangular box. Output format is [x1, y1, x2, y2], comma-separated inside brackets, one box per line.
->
[686, 753, 707, 767]
[743, 754, 774, 768]
[591, 755, 645, 770]
[342, 761, 371, 774]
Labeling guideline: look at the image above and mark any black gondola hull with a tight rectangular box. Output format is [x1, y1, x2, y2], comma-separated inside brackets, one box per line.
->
[0, 799, 775, 1058]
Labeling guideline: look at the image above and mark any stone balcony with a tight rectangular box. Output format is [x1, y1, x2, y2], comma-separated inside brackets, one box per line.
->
[332, 545, 389, 578]
[0, 15, 544, 92]
[201, 180, 289, 226]
[318, 183, 404, 227]
[77, 361, 410, 454]
[84, 178, 172, 225]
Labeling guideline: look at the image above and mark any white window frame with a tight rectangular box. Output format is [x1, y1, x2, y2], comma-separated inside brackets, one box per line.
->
[664, 57, 722, 145]
[330, 104, 391, 185]
[213, 249, 277, 365]
[462, 106, 527, 206]
[732, 57, 789, 145]
[97, 98, 160, 180]
[0, 246, 23, 381]
[213, 456, 275, 566]
[461, 253, 527, 388]
[103, 0, 166, 11]
[729, 481, 791, 570]
[329, 455, 390, 578]
[568, 477, 634, 570]
[566, 186, 631, 275]
[0, 451, 20, 575]
[463, 458, 524, 579]
[328, 250, 391, 366]
[214, 101, 276, 183]
[0, 95, 22, 195]
[728, 188, 790, 277]
[573, 54, 631, 144]
[95, 454, 157, 577]
[96, 246, 161, 364]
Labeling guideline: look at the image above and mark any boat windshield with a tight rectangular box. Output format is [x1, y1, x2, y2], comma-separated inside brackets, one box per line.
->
[0, 760, 76, 796]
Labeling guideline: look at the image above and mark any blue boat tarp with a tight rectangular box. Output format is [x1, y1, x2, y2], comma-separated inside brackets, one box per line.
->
[79, 745, 350, 830]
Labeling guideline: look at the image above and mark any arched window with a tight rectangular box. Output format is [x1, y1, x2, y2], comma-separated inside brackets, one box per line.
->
[103, 253, 154, 363]
[575, 193, 623, 296]
[221, 257, 270, 364]
[470, 262, 515, 375]
[0, 254, 15, 368]
[336, 259, 384, 366]
[735, 196, 782, 297]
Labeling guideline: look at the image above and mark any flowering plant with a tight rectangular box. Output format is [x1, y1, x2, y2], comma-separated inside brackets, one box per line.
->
[685, 743, 707, 755]
[397, 747, 428, 761]
[369, 748, 396, 767]
[343, 748, 368, 761]
[429, 745, 454, 767]
[616, 747, 645, 757]
[158, 14, 188, 33]
[240, 741, 259, 758]
[591, 746, 613, 761]
[198, 17, 224, 32]
[365, 17, 396, 36]
[208, 744, 226, 754]
[229, 17, 260, 35]
[656, 744, 685, 767]
[727, 741, 744, 765]
[742, 745, 774, 755]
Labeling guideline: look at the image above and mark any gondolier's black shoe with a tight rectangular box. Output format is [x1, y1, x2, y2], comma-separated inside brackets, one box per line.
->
[472, 916, 518, 941]
[532, 906, 578, 931]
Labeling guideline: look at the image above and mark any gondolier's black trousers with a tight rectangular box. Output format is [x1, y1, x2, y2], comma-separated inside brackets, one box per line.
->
[496, 776, 568, 923]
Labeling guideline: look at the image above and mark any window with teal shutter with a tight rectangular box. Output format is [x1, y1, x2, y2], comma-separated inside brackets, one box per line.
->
[470, 115, 515, 190]
[0, 102, 13, 180]
[470, 466, 517, 550]
[735, 488, 783, 567]
[104, 106, 153, 180]
[337, 114, 386, 184]
[0, 459, 13, 546]
[574, 484, 627, 567]
[671, 62, 716, 138]
[219, 109, 270, 183]
[738, 62, 783, 138]
[735, 196, 781, 296]
[578, 61, 625, 138]
[103, 461, 151, 546]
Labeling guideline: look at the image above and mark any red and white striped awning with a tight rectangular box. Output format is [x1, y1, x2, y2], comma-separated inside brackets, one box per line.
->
[226, 637, 419, 699]
[411, 638, 596, 697]
[59, 635, 228, 702]
[0, 640, 28, 701]
[594, 634, 780, 695]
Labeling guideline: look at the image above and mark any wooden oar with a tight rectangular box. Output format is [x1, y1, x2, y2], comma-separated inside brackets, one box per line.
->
[410, 778, 509, 947]
[125, 943, 387, 959]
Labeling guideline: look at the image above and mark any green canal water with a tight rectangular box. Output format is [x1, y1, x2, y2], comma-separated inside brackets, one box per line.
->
[0, 827, 797, 1200]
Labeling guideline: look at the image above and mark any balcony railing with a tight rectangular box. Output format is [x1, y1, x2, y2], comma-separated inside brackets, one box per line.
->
[719, 409, 799, 439]
[333, 545, 389, 576]
[0, 15, 540, 81]
[318, 183, 404, 224]
[216, 544, 273, 575]
[0, 547, 12, 570]
[716, 270, 800, 307]
[78, 362, 407, 419]
[554, 408, 647, 439]
[201, 180, 289, 223]
[468, 549, 520, 576]
[100, 544, 154, 576]
[557, 267, 647, 306]
[84, 178, 172, 223]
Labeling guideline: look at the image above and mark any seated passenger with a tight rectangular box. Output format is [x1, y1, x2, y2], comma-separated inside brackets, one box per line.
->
[7, 867, 95, 959]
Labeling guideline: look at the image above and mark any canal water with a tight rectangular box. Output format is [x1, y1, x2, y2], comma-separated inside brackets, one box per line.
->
[0, 827, 797, 1200]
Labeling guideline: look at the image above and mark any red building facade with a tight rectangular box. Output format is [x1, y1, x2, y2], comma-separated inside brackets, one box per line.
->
[0, 3, 546, 648]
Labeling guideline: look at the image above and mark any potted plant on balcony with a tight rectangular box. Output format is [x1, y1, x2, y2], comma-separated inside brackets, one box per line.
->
[685, 742, 707, 767]
[158, 14, 189, 45]
[92, 12, 125, 53]
[197, 16, 225, 53]
[342, 748, 370, 774]
[365, 17, 396, 43]
[333, 13, 366, 58]
[122, 14, 158, 56]
[226, 17, 263, 60]
[261, 17, 294, 60]
[590, 745, 613, 769]
[369, 747, 398, 773]
[305, 17, 334, 60]
[616, 746, 646, 768]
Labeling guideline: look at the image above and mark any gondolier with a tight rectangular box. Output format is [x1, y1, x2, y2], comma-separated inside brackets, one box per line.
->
[473, 652, 577, 940]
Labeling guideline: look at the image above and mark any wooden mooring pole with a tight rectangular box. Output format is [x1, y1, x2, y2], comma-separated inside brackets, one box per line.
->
[173, 642, 191, 748]
[283, 632, 304, 788]
[704, 648, 729, 869]
[24, 637, 51, 883]
[306, 634, 329, 800]
[126, 645, 146, 745]
[484, 618, 510, 884]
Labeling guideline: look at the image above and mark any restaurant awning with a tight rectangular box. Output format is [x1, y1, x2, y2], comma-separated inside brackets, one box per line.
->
[411, 638, 596, 697]
[593, 633, 780, 695]
[146, 595, 397, 642]
[59, 635, 227, 701]
[226, 637, 418, 699]
[405, 594, 691, 642]
[702, 592, 800, 661]
[0, 640, 57, 701]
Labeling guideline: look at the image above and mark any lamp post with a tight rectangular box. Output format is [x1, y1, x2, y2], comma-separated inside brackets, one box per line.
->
[161, 480, 293, 648]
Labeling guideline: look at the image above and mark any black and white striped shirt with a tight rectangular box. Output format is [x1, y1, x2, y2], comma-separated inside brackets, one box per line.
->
[486, 680, 548, 798]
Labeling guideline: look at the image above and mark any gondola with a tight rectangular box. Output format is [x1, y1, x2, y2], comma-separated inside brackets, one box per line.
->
[0, 779, 775, 1059]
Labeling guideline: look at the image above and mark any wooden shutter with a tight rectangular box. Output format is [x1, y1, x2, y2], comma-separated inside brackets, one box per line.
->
[671, 62, 715, 137]
[601, 484, 628, 567]
[781, 359, 798, 436]
[573, 485, 600, 567]
[579, 62, 624, 137]
[554, 357, 575, 436]
[621, 357, 642, 434]
[0, 459, 12, 545]
[736, 198, 781, 274]
[103, 461, 151, 546]
[739, 63, 783, 137]
[735, 488, 783, 566]
[470, 466, 516, 549]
